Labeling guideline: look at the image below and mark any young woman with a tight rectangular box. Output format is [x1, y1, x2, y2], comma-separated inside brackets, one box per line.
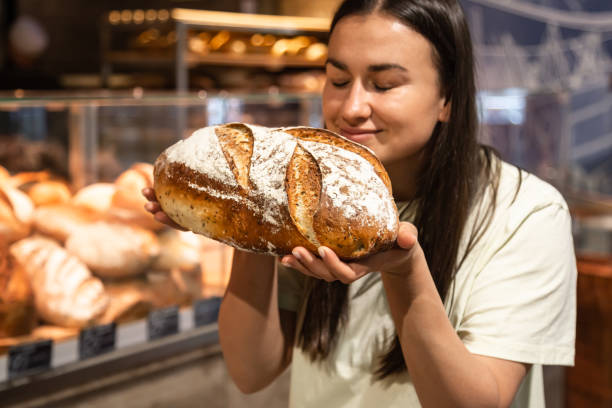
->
[144, 0, 576, 406]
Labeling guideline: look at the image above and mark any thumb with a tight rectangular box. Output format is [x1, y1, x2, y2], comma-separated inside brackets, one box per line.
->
[397, 222, 418, 250]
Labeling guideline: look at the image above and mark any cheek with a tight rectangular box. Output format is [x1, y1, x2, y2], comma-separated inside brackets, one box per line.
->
[322, 86, 340, 126]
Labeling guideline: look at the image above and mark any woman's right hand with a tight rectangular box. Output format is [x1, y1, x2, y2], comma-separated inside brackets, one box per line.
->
[142, 187, 187, 231]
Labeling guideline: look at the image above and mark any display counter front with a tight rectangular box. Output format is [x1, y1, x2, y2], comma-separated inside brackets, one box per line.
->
[0, 91, 321, 405]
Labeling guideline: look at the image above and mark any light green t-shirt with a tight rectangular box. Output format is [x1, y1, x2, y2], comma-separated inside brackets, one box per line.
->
[277, 160, 576, 408]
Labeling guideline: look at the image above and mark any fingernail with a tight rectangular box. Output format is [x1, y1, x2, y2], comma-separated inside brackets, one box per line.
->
[318, 247, 326, 259]
[281, 257, 292, 266]
[291, 249, 302, 261]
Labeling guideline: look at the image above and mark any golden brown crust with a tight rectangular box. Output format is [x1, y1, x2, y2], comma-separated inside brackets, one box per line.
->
[215, 123, 255, 191]
[286, 144, 322, 247]
[154, 124, 398, 260]
[155, 154, 316, 255]
[282, 127, 393, 194]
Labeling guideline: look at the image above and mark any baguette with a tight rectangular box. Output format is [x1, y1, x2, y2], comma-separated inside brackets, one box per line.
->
[154, 123, 398, 260]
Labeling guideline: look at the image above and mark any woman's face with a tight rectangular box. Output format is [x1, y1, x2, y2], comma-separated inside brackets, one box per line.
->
[322, 13, 449, 165]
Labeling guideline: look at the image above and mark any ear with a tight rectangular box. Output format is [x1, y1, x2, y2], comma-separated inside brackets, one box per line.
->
[438, 99, 451, 123]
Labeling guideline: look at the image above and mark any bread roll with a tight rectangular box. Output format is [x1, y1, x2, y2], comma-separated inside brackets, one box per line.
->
[110, 163, 161, 230]
[9, 236, 109, 328]
[152, 229, 206, 272]
[71, 182, 116, 214]
[27, 180, 72, 207]
[154, 123, 398, 260]
[32, 203, 101, 242]
[65, 222, 160, 278]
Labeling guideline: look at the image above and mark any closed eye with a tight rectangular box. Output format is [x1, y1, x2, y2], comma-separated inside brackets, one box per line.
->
[374, 84, 393, 92]
[330, 80, 349, 88]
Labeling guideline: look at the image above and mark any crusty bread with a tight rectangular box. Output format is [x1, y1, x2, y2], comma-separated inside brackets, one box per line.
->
[32, 203, 101, 243]
[9, 236, 109, 328]
[65, 221, 160, 278]
[154, 123, 398, 260]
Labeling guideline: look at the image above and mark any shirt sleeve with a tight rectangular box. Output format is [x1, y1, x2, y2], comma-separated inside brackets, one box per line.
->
[457, 201, 577, 366]
[276, 259, 307, 312]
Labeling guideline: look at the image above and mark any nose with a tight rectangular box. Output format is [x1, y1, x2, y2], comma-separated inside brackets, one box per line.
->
[341, 81, 371, 123]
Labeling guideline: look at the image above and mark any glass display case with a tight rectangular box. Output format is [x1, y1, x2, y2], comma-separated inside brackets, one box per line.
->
[0, 91, 322, 404]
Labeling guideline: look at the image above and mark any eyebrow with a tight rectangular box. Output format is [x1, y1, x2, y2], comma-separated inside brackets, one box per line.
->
[326, 58, 407, 73]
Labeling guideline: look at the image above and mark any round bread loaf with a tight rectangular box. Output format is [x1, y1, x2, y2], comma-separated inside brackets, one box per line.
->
[154, 123, 399, 260]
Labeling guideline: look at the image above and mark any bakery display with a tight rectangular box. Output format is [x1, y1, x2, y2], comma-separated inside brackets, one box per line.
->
[0, 163, 231, 348]
[154, 123, 399, 260]
[9, 236, 110, 328]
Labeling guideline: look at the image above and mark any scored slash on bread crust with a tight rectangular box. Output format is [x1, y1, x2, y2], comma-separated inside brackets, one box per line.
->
[215, 123, 254, 191]
[154, 123, 399, 260]
[286, 144, 322, 248]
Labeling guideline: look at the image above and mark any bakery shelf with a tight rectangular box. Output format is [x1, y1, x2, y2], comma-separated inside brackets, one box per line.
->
[100, 8, 330, 91]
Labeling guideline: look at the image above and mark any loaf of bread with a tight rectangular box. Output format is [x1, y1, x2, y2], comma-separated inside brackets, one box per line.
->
[32, 203, 101, 243]
[65, 221, 160, 278]
[10, 236, 109, 328]
[154, 123, 398, 260]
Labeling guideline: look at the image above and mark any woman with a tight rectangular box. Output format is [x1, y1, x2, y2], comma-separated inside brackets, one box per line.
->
[144, 0, 576, 406]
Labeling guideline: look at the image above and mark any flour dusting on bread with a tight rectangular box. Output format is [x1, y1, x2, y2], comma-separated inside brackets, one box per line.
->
[155, 123, 399, 260]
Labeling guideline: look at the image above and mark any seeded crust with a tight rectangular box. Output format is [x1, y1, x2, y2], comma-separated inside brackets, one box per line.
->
[154, 124, 398, 260]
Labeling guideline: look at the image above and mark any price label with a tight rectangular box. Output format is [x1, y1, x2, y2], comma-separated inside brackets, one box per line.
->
[8, 339, 52, 379]
[193, 297, 222, 327]
[147, 306, 179, 341]
[79, 323, 116, 360]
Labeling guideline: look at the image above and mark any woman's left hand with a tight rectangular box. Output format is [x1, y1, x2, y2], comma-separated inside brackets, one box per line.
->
[281, 222, 422, 283]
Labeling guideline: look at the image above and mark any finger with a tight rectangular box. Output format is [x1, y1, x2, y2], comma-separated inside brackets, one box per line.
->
[397, 222, 418, 250]
[318, 247, 368, 283]
[144, 201, 161, 214]
[291, 247, 337, 282]
[281, 255, 317, 279]
[141, 188, 158, 202]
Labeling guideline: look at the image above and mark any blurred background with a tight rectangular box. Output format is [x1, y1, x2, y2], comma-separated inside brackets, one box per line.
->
[0, 0, 610, 407]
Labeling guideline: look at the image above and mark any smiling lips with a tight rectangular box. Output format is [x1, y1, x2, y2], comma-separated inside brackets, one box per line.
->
[338, 128, 380, 143]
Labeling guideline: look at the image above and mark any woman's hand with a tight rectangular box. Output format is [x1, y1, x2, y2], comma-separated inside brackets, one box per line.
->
[141, 187, 187, 231]
[280, 222, 422, 283]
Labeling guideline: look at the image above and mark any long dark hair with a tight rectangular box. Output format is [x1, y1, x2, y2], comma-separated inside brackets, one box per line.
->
[297, 0, 501, 379]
